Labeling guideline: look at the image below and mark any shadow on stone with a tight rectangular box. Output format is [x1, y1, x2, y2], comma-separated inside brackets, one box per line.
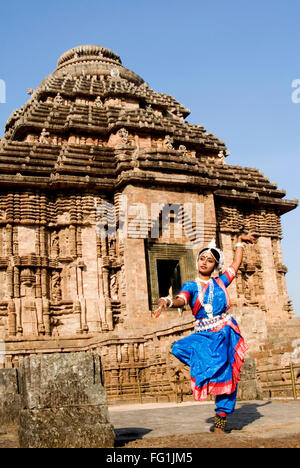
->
[114, 427, 153, 447]
[228, 401, 272, 431]
[206, 401, 272, 432]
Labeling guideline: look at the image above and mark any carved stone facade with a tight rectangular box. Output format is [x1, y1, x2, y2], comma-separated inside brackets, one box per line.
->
[0, 45, 298, 400]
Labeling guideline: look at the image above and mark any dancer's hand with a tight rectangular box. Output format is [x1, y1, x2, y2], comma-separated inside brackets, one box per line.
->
[232, 233, 257, 272]
[238, 234, 257, 245]
[153, 298, 167, 318]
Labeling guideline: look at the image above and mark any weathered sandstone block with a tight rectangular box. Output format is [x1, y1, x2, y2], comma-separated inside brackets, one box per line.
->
[18, 352, 115, 448]
[0, 369, 21, 425]
[237, 358, 263, 401]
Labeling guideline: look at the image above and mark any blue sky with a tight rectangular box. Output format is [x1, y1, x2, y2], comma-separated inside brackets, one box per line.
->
[1, 0, 299, 315]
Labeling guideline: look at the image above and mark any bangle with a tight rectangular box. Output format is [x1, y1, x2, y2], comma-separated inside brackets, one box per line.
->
[160, 297, 173, 308]
[235, 242, 245, 249]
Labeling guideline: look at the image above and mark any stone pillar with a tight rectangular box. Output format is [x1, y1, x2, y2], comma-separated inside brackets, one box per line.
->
[18, 352, 115, 448]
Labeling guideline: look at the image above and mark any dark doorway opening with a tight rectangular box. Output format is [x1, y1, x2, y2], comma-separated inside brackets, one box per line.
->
[157, 259, 182, 298]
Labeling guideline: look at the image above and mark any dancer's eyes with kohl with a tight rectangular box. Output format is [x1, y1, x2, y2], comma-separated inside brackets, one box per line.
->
[199, 255, 214, 263]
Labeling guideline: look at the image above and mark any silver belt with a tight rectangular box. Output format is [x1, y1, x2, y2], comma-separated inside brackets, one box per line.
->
[194, 313, 231, 333]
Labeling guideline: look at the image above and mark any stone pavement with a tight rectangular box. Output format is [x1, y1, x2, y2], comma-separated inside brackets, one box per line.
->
[0, 399, 299, 448]
[108, 400, 300, 444]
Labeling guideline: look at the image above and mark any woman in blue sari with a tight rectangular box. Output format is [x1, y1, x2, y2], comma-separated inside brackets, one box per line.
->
[154, 234, 256, 433]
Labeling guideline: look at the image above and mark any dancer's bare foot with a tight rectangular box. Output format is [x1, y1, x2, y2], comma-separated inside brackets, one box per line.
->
[213, 415, 227, 433]
[213, 427, 225, 434]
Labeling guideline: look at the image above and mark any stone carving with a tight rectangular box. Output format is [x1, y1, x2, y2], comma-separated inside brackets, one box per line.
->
[164, 134, 174, 150]
[11, 109, 22, 121]
[110, 67, 120, 79]
[118, 127, 129, 145]
[217, 150, 226, 164]
[166, 347, 190, 395]
[53, 93, 64, 106]
[51, 271, 61, 302]
[39, 128, 50, 144]
[179, 145, 187, 156]
[95, 96, 103, 107]
[50, 231, 59, 257]
[110, 271, 119, 301]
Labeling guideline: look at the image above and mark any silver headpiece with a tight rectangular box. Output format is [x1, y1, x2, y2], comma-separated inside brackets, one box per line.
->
[196, 239, 225, 273]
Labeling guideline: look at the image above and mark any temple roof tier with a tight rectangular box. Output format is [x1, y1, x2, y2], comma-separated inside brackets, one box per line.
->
[0, 45, 297, 215]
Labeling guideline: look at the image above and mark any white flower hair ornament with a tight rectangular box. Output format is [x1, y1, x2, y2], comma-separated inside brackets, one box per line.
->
[196, 239, 225, 273]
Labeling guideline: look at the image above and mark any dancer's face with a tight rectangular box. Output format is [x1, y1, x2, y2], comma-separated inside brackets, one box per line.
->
[197, 252, 216, 276]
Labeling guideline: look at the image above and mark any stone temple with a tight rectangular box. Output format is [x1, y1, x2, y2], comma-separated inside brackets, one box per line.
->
[0, 45, 299, 401]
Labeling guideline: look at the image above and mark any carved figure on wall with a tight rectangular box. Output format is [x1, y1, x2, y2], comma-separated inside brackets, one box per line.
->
[39, 128, 50, 144]
[242, 272, 252, 300]
[179, 145, 187, 156]
[19, 268, 44, 336]
[164, 135, 174, 150]
[110, 68, 120, 79]
[20, 268, 36, 296]
[166, 347, 190, 396]
[51, 271, 61, 302]
[119, 267, 126, 297]
[110, 272, 119, 301]
[50, 317, 62, 337]
[51, 231, 59, 257]
[53, 93, 64, 106]
[118, 128, 129, 146]
[11, 109, 22, 120]
[95, 96, 103, 108]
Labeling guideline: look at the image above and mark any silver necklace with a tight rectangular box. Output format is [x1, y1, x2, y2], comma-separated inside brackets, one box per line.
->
[196, 277, 214, 319]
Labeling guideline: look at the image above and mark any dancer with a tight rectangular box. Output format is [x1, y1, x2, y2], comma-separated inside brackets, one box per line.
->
[154, 234, 257, 433]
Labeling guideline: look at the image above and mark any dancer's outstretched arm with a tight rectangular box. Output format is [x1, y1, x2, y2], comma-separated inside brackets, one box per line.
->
[153, 296, 185, 318]
[231, 234, 257, 273]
